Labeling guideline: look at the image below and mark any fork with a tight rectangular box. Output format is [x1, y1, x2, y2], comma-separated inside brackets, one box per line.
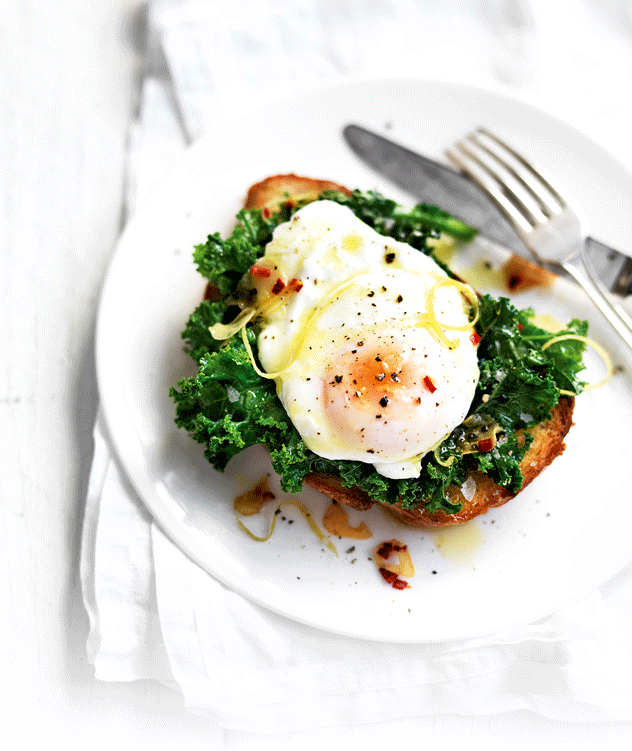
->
[445, 128, 632, 354]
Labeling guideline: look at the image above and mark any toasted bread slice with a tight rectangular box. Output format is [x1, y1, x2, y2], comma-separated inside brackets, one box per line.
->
[305, 398, 573, 527]
[244, 173, 351, 212]
[244, 174, 575, 528]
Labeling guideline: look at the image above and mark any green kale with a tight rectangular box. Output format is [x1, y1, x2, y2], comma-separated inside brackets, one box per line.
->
[181, 299, 229, 362]
[476, 432, 533, 491]
[170, 332, 294, 471]
[191, 207, 288, 296]
[518, 313, 588, 395]
[475, 358, 559, 430]
[405, 203, 478, 241]
[474, 295, 587, 420]
[321, 189, 478, 248]
[171, 191, 586, 517]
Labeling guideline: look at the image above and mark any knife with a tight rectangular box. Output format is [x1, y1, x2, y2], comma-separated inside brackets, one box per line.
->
[343, 124, 632, 296]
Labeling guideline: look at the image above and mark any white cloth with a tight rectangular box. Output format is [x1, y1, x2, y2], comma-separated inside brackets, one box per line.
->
[81, 0, 632, 731]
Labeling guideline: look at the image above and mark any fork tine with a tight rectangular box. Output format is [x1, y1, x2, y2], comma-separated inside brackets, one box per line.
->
[477, 128, 569, 210]
[445, 144, 537, 236]
[469, 130, 563, 218]
[457, 137, 549, 226]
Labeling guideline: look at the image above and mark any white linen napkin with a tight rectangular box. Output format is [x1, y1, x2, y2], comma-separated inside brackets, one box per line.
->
[81, 0, 632, 730]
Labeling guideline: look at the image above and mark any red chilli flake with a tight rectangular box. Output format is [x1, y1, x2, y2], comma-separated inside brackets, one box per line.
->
[288, 277, 303, 292]
[477, 438, 494, 453]
[250, 265, 272, 278]
[379, 568, 409, 589]
[518, 323, 524, 331]
[423, 375, 437, 393]
[271, 277, 286, 294]
[470, 331, 481, 346]
[378, 568, 398, 584]
[392, 578, 410, 590]
[262, 207, 271, 218]
[376, 541, 412, 590]
[377, 541, 405, 559]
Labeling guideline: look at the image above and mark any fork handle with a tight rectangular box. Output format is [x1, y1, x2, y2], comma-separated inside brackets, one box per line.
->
[562, 257, 632, 353]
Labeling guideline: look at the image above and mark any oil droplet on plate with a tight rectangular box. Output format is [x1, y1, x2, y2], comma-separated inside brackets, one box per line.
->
[432, 521, 485, 563]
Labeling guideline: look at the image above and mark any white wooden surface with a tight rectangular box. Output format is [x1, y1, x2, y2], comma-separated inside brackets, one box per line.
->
[2, 0, 632, 747]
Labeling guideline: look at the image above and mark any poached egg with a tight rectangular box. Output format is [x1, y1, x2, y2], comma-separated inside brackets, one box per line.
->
[247, 200, 480, 479]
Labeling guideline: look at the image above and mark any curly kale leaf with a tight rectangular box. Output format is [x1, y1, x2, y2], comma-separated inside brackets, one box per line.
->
[170, 333, 294, 470]
[453, 294, 588, 496]
[181, 299, 230, 362]
[192, 207, 287, 296]
[406, 203, 478, 241]
[476, 294, 588, 388]
[321, 189, 477, 248]
[518, 314, 588, 395]
[475, 357, 560, 431]
[476, 432, 533, 493]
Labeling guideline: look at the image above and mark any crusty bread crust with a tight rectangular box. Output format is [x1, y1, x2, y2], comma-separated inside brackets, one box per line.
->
[244, 173, 351, 212]
[244, 174, 576, 528]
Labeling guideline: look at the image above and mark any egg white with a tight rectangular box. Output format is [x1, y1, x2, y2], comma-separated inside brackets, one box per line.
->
[253, 200, 480, 479]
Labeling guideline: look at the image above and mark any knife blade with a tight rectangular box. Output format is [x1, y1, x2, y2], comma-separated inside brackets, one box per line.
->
[343, 124, 632, 296]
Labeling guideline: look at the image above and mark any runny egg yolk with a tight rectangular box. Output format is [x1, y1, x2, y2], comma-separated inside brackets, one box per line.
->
[325, 345, 410, 420]
[317, 327, 470, 475]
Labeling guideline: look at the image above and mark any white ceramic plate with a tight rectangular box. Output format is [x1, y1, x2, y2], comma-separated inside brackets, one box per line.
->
[96, 78, 632, 642]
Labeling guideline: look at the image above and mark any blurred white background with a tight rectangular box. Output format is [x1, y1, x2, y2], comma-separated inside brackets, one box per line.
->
[2, 0, 632, 748]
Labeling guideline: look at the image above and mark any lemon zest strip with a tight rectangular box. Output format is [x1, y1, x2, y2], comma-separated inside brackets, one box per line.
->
[434, 279, 480, 330]
[420, 278, 479, 350]
[417, 311, 458, 350]
[241, 272, 370, 381]
[433, 449, 455, 468]
[240, 326, 287, 379]
[237, 500, 338, 556]
[541, 334, 612, 391]
[210, 307, 256, 340]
